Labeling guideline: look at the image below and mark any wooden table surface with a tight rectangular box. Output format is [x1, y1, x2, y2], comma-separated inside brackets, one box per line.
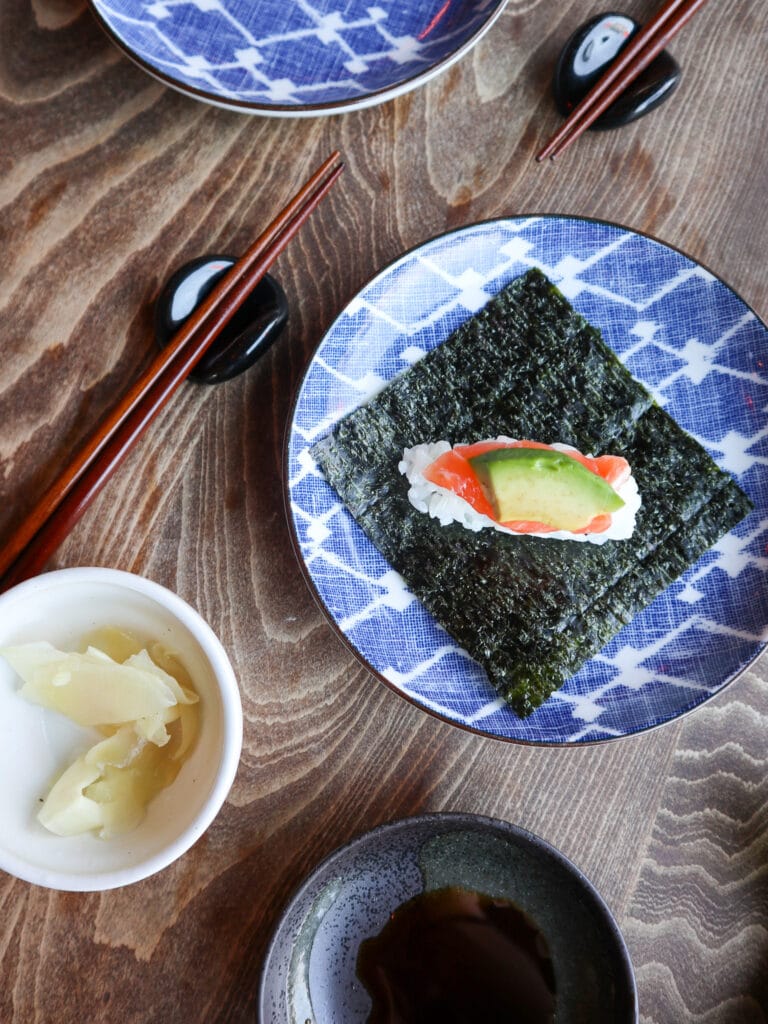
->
[2, 1, 767, 1021]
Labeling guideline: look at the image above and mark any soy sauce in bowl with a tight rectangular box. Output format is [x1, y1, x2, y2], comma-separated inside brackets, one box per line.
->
[356, 886, 556, 1023]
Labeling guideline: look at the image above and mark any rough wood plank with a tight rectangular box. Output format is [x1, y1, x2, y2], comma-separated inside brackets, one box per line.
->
[622, 661, 768, 1024]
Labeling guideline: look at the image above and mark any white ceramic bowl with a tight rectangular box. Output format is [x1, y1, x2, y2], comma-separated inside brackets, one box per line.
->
[0, 568, 242, 891]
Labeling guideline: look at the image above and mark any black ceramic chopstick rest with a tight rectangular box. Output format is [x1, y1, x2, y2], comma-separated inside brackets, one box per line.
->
[553, 12, 681, 130]
[154, 255, 289, 385]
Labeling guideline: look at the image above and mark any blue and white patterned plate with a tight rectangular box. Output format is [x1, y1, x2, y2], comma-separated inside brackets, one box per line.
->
[286, 217, 768, 744]
[88, 0, 507, 116]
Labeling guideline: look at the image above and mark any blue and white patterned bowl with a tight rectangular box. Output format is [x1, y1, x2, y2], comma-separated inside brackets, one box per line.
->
[286, 217, 768, 745]
[259, 813, 638, 1022]
[88, 0, 507, 116]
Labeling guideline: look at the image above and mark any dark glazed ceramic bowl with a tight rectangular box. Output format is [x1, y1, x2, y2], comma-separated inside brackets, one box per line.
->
[258, 813, 638, 1022]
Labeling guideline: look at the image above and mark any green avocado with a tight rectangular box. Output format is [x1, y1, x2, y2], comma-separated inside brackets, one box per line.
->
[468, 447, 624, 531]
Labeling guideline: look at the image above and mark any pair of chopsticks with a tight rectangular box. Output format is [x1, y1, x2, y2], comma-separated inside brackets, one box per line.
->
[536, 0, 708, 161]
[0, 151, 344, 593]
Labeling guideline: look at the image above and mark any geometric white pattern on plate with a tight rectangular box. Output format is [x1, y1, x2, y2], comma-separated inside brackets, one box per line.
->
[286, 218, 768, 744]
[88, 0, 507, 116]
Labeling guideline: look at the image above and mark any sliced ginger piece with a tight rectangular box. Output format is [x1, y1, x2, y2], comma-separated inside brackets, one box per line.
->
[2, 643, 179, 726]
[1, 636, 201, 840]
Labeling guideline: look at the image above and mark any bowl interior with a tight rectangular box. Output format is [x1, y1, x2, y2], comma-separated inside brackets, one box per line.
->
[90, 0, 505, 110]
[0, 570, 235, 890]
[259, 815, 637, 1023]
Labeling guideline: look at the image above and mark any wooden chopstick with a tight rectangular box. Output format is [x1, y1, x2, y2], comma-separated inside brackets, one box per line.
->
[0, 152, 343, 591]
[536, 0, 708, 162]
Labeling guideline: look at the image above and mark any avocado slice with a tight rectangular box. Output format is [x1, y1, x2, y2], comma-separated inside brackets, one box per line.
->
[468, 447, 624, 531]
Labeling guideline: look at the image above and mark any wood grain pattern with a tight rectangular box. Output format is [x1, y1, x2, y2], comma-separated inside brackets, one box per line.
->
[624, 667, 768, 1023]
[1, 1, 767, 1021]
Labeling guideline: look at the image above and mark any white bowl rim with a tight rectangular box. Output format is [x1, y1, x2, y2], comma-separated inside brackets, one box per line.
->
[0, 566, 243, 891]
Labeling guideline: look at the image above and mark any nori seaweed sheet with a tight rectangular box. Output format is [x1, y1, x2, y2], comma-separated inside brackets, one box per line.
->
[311, 269, 753, 717]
